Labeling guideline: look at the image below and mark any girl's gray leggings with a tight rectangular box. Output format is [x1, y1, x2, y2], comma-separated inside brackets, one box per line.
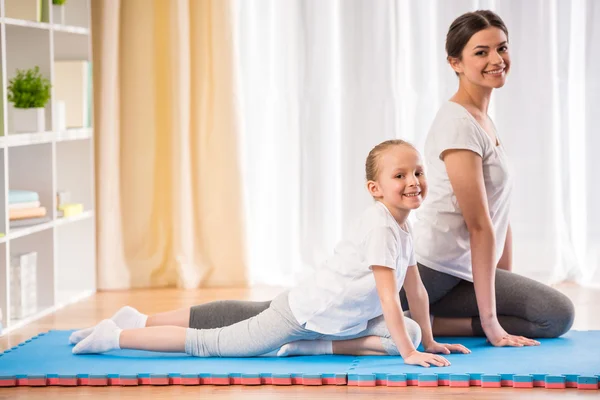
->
[185, 291, 421, 357]
[189, 266, 574, 341]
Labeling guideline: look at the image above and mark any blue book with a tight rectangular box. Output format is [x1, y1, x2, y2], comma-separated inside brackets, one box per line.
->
[8, 190, 39, 204]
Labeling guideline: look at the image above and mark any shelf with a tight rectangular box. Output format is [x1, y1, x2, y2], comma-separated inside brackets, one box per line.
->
[3, 289, 94, 336]
[4, 210, 94, 241]
[52, 24, 89, 35]
[0, 0, 94, 337]
[1, 18, 89, 35]
[55, 209, 94, 226]
[2, 17, 51, 30]
[55, 127, 93, 142]
[0, 131, 54, 147]
[7, 220, 54, 240]
[8, 305, 54, 330]
[0, 128, 93, 147]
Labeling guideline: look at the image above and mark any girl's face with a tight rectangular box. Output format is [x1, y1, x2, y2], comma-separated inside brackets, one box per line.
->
[450, 27, 510, 90]
[368, 145, 427, 220]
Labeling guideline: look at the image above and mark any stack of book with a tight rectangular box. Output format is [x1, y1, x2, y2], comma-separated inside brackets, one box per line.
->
[9, 190, 50, 229]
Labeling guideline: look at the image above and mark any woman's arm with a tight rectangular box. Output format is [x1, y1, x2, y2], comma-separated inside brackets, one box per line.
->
[496, 223, 512, 271]
[442, 149, 531, 346]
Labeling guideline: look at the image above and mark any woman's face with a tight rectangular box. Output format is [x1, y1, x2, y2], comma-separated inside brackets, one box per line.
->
[451, 27, 510, 89]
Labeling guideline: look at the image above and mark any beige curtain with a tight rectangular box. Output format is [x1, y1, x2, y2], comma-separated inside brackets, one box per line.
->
[91, 0, 247, 289]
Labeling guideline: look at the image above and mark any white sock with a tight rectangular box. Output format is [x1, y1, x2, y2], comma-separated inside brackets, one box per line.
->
[72, 319, 122, 354]
[69, 306, 147, 344]
[277, 340, 333, 357]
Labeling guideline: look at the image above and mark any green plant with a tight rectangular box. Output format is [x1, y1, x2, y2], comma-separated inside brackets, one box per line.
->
[7, 66, 51, 108]
[53, 0, 67, 5]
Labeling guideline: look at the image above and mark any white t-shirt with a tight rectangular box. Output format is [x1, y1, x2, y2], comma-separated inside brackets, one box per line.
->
[413, 101, 512, 282]
[288, 201, 416, 336]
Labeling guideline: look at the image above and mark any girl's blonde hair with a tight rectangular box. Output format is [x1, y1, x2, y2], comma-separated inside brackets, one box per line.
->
[365, 139, 417, 181]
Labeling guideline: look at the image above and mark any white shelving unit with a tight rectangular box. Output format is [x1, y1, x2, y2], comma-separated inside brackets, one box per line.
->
[0, 0, 95, 335]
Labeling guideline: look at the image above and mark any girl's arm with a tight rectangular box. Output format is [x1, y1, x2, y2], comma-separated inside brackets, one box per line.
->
[442, 149, 532, 346]
[496, 223, 512, 271]
[403, 265, 470, 355]
[372, 266, 449, 367]
[402, 265, 434, 347]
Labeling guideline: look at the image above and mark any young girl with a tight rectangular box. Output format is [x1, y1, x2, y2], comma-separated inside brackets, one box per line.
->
[71, 140, 469, 367]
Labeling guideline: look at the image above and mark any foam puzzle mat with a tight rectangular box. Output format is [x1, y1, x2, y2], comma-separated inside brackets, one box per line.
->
[0, 330, 598, 389]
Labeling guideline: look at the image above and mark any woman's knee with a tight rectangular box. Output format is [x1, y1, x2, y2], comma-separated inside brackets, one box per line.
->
[497, 270, 575, 338]
[540, 291, 575, 338]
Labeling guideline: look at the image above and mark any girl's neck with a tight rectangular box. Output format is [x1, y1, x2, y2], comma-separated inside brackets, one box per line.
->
[451, 79, 493, 115]
[378, 200, 409, 227]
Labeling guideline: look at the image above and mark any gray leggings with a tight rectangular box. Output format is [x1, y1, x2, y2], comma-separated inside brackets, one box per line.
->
[185, 291, 421, 357]
[401, 264, 575, 338]
[189, 265, 574, 339]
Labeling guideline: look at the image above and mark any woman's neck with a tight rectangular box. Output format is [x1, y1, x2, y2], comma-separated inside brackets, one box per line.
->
[451, 79, 493, 115]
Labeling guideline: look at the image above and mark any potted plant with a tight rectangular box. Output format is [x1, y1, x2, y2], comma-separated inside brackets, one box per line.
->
[7, 66, 52, 133]
[52, 0, 67, 24]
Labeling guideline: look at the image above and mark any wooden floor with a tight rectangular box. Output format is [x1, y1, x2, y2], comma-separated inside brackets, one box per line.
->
[1, 283, 599, 399]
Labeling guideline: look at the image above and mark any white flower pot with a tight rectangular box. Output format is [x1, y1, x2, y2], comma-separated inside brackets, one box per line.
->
[13, 107, 45, 133]
[53, 5, 65, 25]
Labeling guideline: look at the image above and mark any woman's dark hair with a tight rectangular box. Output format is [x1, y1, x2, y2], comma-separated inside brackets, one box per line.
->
[446, 10, 509, 60]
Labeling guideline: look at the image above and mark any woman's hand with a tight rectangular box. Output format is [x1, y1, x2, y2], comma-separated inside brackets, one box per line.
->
[403, 350, 451, 368]
[484, 321, 540, 347]
[423, 341, 470, 355]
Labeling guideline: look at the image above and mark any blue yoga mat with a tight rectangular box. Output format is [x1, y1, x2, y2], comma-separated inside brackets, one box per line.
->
[347, 331, 600, 388]
[0, 330, 598, 389]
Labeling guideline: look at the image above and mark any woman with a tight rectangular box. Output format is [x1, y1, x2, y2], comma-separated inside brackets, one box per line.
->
[402, 10, 574, 347]
[71, 10, 574, 355]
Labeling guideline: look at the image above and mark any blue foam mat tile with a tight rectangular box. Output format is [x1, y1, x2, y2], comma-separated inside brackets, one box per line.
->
[0, 330, 356, 387]
[1, 329, 599, 389]
[347, 331, 600, 389]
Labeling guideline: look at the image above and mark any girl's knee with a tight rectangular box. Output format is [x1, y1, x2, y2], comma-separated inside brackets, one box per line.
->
[185, 328, 204, 357]
[406, 317, 422, 348]
[185, 327, 217, 357]
[381, 318, 422, 356]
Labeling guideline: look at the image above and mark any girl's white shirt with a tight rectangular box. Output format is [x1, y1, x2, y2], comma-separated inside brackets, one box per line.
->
[288, 201, 415, 336]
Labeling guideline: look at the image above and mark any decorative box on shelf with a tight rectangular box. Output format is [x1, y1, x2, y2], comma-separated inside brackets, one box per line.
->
[10, 251, 38, 320]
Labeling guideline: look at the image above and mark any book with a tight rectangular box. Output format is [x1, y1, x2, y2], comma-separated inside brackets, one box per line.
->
[9, 201, 41, 210]
[8, 190, 39, 204]
[9, 206, 46, 221]
[53, 60, 90, 128]
[4, 0, 41, 22]
[10, 216, 52, 229]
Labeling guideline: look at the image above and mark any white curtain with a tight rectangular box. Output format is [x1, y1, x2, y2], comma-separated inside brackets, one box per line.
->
[234, 0, 600, 288]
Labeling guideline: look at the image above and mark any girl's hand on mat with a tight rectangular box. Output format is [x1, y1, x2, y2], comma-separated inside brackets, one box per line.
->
[424, 341, 471, 355]
[404, 350, 451, 368]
